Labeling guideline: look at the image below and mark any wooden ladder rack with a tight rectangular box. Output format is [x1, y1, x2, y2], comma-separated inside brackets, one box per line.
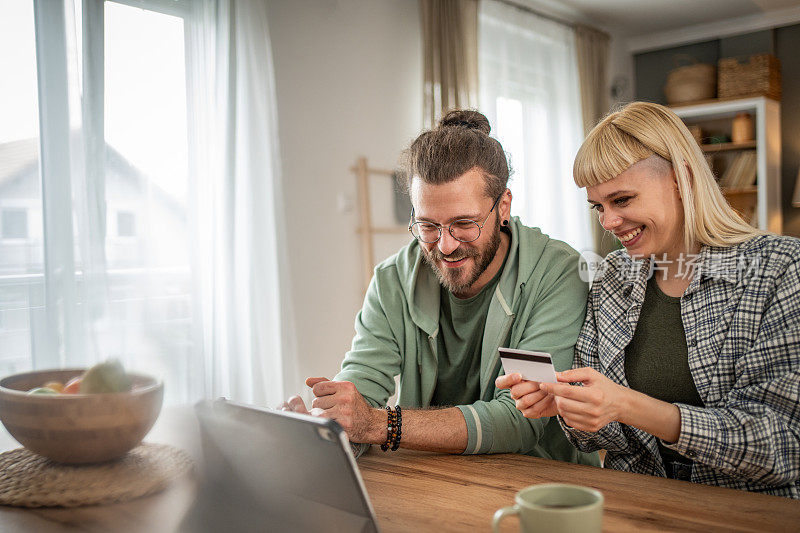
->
[351, 156, 409, 292]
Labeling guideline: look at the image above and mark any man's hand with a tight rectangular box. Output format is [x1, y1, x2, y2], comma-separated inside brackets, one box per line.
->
[495, 373, 559, 419]
[306, 377, 385, 444]
[278, 395, 324, 416]
[538, 367, 629, 432]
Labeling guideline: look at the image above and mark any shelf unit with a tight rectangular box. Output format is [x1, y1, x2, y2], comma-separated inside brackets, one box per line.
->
[671, 96, 782, 234]
[699, 140, 757, 152]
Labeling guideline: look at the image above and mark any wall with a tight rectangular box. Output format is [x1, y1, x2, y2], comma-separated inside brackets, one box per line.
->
[607, 35, 635, 107]
[632, 24, 800, 237]
[264, 0, 422, 395]
[263, 0, 629, 398]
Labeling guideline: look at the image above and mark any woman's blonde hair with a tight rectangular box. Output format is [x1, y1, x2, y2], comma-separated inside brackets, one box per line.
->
[574, 101, 762, 249]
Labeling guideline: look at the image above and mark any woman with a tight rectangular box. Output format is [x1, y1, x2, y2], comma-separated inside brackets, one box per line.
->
[497, 101, 800, 498]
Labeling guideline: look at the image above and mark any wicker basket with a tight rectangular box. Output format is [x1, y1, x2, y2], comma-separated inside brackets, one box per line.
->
[664, 56, 716, 105]
[718, 54, 781, 100]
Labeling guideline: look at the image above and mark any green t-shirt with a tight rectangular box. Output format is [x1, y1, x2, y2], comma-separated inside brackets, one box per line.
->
[431, 256, 506, 407]
[625, 275, 704, 465]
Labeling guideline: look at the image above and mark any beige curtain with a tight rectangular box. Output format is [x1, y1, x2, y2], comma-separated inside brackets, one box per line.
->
[575, 24, 610, 136]
[575, 24, 614, 256]
[420, 0, 478, 127]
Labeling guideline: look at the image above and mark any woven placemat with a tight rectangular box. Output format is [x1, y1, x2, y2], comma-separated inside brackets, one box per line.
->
[0, 442, 194, 508]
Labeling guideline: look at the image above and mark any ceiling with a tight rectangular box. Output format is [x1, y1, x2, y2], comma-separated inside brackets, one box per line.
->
[534, 0, 800, 36]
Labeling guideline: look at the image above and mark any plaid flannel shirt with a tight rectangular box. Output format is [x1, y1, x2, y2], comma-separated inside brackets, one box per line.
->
[561, 234, 800, 499]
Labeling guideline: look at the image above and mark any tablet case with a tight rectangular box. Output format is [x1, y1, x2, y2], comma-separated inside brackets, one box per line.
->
[181, 399, 380, 533]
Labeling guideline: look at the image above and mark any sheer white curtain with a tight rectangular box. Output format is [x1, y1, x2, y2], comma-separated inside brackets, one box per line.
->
[478, 0, 591, 252]
[1, 0, 293, 407]
[190, 0, 297, 406]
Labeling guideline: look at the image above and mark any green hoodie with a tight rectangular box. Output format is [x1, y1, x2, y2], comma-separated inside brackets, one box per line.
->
[336, 217, 599, 465]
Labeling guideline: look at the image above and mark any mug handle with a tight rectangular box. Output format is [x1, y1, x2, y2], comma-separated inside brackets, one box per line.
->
[492, 505, 520, 532]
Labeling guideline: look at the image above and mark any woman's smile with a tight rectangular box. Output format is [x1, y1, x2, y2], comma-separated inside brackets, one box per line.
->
[617, 225, 645, 247]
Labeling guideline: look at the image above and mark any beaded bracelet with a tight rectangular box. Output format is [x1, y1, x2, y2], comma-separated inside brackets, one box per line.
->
[380, 406, 396, 451]
[391, 405, 402, 451]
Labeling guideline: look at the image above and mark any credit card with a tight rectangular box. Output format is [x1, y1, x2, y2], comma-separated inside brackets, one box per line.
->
[498, 347, 557, 383]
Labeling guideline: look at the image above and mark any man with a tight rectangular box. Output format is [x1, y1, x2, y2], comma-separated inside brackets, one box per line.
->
[283, 110, 597, 465]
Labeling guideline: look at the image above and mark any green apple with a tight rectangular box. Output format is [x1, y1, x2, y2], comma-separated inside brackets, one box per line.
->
[80, 360, 132, 393]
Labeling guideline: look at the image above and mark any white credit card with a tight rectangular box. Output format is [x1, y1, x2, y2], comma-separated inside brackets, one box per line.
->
[499, 348, 557, 383]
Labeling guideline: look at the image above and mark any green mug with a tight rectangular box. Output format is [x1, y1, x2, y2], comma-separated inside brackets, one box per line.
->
[492, 484, 603, 533]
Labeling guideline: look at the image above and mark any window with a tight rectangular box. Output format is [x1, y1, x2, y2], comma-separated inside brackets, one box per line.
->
[116, 211, 136, 237]
[0, 0, 196, 399]
[1, 0, 289, 406]
[101, 2, 193, 402]
[479, 0, 592, 252]
[0, 0, 42, 377]
[1, 209, 28, 239]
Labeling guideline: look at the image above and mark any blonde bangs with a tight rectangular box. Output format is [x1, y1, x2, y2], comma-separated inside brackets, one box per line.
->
[573, 117, 654, 188]
[575, 101, 764, 249]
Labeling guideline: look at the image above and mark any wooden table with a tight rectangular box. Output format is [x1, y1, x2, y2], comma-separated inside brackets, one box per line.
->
[359, 449, 800, 532]
[1, 408, 798, 532]
[0, 407, 200, 533]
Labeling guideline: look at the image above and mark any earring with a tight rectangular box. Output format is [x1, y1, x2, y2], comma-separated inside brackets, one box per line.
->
[502, 219, 509, 226]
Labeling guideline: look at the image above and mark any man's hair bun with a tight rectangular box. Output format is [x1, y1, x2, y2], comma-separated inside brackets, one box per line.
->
[402, 108, 508, 200]
[438, 109, 491, 136]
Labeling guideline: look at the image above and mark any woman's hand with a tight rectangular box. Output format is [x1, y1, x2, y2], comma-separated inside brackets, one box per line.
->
[495, 374, 559, 419]
[539, 367, 631, 432]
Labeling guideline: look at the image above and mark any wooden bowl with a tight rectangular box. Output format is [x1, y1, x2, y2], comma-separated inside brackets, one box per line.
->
[0, 368, 163, 464]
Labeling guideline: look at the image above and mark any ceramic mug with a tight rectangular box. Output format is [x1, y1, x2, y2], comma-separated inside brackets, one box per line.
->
[492, 483, 603, 533]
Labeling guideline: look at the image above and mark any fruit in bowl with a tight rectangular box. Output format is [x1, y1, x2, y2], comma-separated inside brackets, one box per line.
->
[26, 360, 133, 396]
[0, 362, 163, 464]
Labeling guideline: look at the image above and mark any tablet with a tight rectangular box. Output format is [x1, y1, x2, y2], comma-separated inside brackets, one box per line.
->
[182, 399, 381, 533]
[499, 347, 558, 383]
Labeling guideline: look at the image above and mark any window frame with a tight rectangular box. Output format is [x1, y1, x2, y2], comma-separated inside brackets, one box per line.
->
[27, 0, 199, 369]
[0, 207, 31, 241]
[114, 209, 137, 238]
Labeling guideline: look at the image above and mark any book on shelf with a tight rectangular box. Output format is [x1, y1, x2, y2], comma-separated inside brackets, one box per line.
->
[735, 151, 757, 189]
[719, 150, 757, 190]
[718, 153, 738, 188]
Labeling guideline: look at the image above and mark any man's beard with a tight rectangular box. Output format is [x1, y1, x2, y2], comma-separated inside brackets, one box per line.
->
[421, 214, 502, 295]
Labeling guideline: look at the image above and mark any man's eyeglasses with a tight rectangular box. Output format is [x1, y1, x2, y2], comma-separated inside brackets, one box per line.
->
[408, 193, 503, 244]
